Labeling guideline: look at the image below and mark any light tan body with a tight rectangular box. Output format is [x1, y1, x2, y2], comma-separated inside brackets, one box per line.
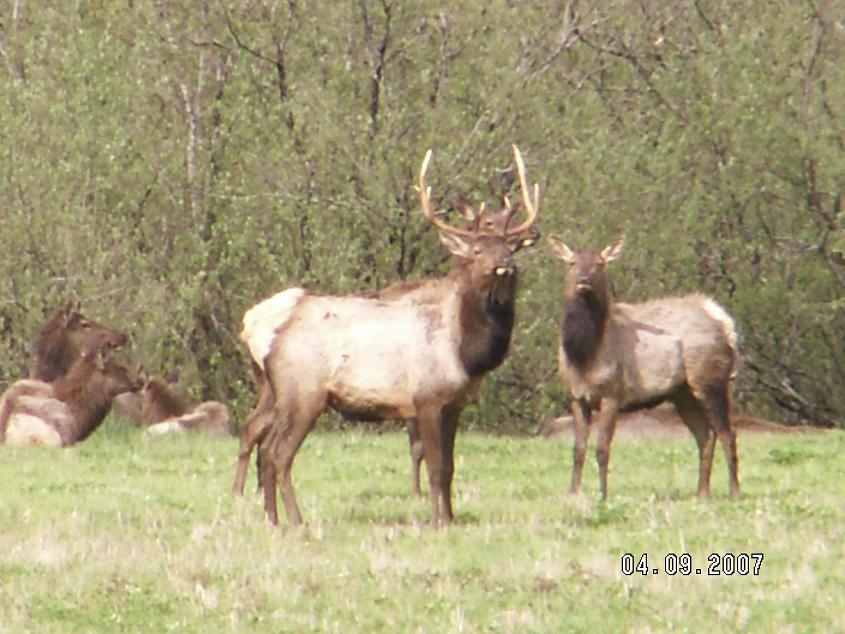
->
[2, 380, 69, 447]
[146, 401, 231, 437]
[550, 237, 740, 501]
[559, 295, 736, 408]
[241, 147, 540, 527]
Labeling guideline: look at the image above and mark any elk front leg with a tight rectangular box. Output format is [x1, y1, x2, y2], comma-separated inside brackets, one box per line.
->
[416, 404, 446, 527]
[438, 404, 462, 524]
[594, 397, 620, 501]
[570, 399, 592, 494]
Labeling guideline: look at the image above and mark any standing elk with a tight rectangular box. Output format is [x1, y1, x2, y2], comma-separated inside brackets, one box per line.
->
[1, 350, 143, 447]
[233, 151, 542, 500]
[30, 300, 128, 382]
[113, 371, 231, 437]
[238, 146, 540, 527]
[235, 206, 540, 498]
[379, 202, 540, 496]
[548, 235, 740, 501]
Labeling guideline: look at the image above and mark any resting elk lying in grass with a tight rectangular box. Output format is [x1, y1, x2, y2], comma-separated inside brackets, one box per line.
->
[0, 350, 142, 447]
[113, 372, 230, 437]
[30, 300, 128, 381]
[234, 147, 542, 500]
[238, 146, 540, 527]
[548, 235, 741, 501]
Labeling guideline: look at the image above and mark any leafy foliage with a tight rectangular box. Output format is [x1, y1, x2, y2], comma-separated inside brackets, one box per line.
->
[1, 1, 842, 427]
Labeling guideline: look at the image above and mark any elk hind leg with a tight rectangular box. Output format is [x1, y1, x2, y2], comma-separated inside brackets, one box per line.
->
[267, 399, 323, 525]
[700, 384, 740, 500]
[233, 381, 275, 496]
[258, 425, 280, 525]
[406, 419, 425, 496]
[672, 387, 716, 499]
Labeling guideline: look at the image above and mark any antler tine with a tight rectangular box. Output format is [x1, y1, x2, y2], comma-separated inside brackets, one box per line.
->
[502, 195, 515, 234]
[507, 145, 540, 236]
[416, 149, 476, 238]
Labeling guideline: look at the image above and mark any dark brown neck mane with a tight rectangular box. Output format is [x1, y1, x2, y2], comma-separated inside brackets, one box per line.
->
[457, 270, 517, 377]
[562, 291, 609, 369]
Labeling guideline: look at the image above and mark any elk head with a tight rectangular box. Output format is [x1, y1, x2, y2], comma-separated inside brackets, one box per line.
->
[548, 236, 625, 301]
[33, 302, 130, 382]
[417, 145, 540, 294]
[94, 352, 145, 394]
[64, 310, 129, 358]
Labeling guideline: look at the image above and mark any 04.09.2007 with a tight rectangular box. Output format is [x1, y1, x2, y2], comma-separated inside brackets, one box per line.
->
[621, 553, 764, 576]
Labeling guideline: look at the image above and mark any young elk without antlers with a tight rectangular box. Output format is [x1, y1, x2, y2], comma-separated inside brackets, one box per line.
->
[30, 301, 128, 382]
[113, 372, 231, 437]
[238, 146, 540, 527]
[548, 236, 740, 501]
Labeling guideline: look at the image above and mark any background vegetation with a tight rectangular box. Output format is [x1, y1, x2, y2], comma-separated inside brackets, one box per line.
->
[1, 424, 843, 632]
[1, 0, 843, 429]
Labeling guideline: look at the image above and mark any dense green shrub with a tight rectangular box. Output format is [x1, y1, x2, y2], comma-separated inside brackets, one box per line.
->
[1, 1, 842, 429]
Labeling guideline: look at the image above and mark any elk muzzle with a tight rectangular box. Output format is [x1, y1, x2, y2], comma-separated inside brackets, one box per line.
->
[575, 274, 592, 292]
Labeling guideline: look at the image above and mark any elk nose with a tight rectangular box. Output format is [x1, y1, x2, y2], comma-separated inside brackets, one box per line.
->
[576, 274, 591, 289]
[495, 255, 514, 276]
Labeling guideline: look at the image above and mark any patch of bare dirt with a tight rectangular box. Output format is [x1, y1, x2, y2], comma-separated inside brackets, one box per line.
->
[538, 403, 824, 440]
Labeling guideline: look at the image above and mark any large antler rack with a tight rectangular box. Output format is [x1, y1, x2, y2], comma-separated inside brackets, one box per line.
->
[416, 150, 479, 239]
[506, 145, 540, 237]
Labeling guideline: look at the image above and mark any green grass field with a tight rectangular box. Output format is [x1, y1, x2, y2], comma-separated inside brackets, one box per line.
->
[1, 420, 842, 633]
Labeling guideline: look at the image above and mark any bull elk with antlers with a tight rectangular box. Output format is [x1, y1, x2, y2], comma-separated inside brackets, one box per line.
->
[234, 182, 541, 499]
[378, 187, 541, 496]
[548, 235, 741, 501]
[238, 146, 540, 527]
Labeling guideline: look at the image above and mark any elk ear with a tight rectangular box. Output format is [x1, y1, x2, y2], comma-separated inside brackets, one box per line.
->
[547, 236, 576, 263]
[601, 236, 625, 263]
[438, 231, 472, 258]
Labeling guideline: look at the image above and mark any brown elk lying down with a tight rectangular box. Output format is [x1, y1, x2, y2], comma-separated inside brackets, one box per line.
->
[548, 235, 741, 501]
[238, 146, 540, 527]
[113, 372, 231, 437]
[30, 300, 128, 382]
[234, 193, 542, 498]
[0, 351, 142, 447]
